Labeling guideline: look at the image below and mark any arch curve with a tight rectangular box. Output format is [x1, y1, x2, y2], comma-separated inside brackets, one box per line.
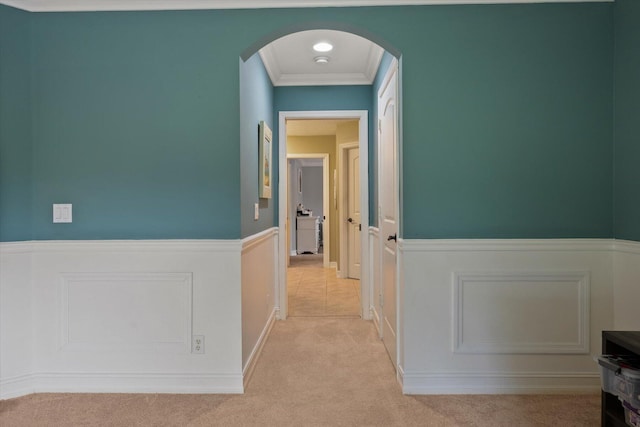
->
[240, 21, 401, 62]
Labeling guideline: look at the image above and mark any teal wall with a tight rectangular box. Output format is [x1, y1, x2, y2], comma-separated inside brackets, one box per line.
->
[240, 54, 274, 238]
[273, 85, 373, 226]
[614, 0, 640, 242]
[0, 5, 32, 242]
[29, 10, 243, 240]
[0, 3, 614, 241]
[400, 4, 613, 238]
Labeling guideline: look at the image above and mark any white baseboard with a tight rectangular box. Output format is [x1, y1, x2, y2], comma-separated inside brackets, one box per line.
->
[0, 374, 37, 400]
[0, 371, 243, 399]
[36, 372, 243, 394]
[371, 306, 381, 338]
[243, 308, 276, 389]
[402, 371, 600, 395]
[329, 261, 338, 270]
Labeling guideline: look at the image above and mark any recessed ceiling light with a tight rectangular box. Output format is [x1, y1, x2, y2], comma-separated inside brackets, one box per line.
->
[313, 42, 333, 53]
[314, 56, 330, 64]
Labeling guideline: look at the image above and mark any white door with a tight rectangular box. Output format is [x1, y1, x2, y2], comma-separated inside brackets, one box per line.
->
[347, 147, 361, 279]
[379, 61, 399, 368]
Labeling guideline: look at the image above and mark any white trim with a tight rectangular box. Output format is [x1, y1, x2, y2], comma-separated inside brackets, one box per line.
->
[401, 371, 600, 395]
[2, 0, 613, 13]
[31, 372, 243, 394]
[397, 364, 405, 390]
[242, 227, 278, 253]
[369, 226, 381, 337]
[0, 374, 37, 400]
[452, 271, 590, 354]
[401, 238, 614, 253]
[278, 110, 369, 320]
[267, 73, 379, 87]
[0, 241, 33, 254]
[242, 308, 277, 389]
[23, 239, 243, 253]
[614, 239, 640, 255]
[0, 370, 244, 398]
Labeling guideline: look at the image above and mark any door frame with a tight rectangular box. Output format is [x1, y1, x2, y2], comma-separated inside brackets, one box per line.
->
[287, 153, 330, 267]
[278, 110, 369, 320]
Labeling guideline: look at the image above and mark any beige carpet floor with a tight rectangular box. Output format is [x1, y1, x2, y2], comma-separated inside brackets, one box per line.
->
[0, 318, 600, 426]
[288, 254, 361, 317]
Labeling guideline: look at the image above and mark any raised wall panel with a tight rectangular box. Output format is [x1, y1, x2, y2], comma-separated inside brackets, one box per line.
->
[400, 239, 612, 394]
[453, 272, 589, 354]
[60, 272, 193, 353]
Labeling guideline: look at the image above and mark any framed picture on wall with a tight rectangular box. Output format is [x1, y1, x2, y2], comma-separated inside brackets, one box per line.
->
[258, 121, 272, 199]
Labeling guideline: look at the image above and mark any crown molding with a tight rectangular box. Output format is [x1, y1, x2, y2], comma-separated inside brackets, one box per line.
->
[273, 72, 375, 86]
[0, 0, 614, 13]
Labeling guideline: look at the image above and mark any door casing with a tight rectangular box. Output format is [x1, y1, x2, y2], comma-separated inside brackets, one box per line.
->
[278, 110, 369, 320]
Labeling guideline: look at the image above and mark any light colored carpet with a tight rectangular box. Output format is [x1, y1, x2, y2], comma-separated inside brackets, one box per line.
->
[0, 318, 600, 426]
[288, 255, 361, 317]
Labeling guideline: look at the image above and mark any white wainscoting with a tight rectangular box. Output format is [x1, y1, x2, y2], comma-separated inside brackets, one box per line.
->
[613, 240, 640, 330]
[241, 228, 278, 388]
[1, 240, 244, 399]
[0, 242, 34, 399]
[400, 239, 614, 394]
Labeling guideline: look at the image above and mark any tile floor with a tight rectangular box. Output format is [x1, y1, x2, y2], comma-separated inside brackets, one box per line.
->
[287, 254, 361, 317]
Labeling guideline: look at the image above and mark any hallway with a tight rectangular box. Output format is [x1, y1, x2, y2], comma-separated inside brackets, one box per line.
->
[287, 254, 361, 317]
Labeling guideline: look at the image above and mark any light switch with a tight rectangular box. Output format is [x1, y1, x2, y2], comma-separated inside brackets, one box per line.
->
[53, 204, 72, 223]
[254, 203, 259, 221]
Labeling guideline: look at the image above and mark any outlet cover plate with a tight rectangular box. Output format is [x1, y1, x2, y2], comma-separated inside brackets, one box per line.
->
[192, 335, 204, 354]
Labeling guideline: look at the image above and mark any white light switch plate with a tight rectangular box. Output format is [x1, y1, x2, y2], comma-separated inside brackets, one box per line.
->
[53, 204, 72, 223]
[254, 203, 259, 220]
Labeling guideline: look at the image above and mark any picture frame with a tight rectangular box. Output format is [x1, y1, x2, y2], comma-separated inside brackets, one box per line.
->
[258, 121, 272, 199]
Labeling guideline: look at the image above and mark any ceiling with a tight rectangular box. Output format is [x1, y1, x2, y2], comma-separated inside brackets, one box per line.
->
[0, 0, 608, 13]
[259, 30, 384, 87]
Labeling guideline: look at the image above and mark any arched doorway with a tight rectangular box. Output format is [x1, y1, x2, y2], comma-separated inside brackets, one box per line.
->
[239, 23, 403, 372]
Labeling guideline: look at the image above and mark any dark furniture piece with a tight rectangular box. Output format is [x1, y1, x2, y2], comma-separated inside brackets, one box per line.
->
[602, 331, 640, 427]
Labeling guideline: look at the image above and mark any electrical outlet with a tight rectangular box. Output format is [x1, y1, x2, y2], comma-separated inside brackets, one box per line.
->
[192, 335, 205, 354]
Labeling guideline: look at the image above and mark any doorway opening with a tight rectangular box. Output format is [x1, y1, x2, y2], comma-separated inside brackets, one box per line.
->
[285, 120, 362, 317]
[286, 154, 329, 268]
[278, 112, 369, 319]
